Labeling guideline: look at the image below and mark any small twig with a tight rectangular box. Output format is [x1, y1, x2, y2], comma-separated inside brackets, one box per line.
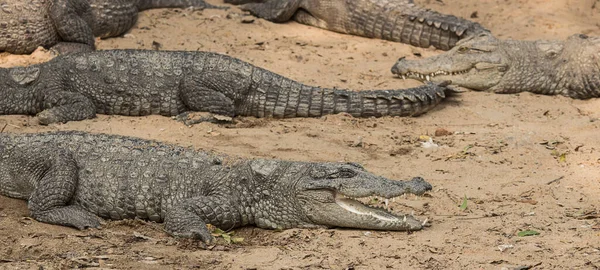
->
[456, 215, 500, 221]
[546, 176, 564, 185]
[0, 123, 7, 133]
[516, 261, 543, 270]
[375, 80, 388, 87]
[70, 258, 99, 268]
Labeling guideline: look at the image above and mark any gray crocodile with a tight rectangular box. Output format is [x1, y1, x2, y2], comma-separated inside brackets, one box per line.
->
[0, 131, 432, 243]
[0, 49, 448, 125]
[225, 0, 489, 50]
[0, 0, 224, 54]
[391, 33, 600, 99]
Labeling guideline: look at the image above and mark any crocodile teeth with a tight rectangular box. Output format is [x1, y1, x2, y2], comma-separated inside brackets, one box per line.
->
[422, 218, 429, 226]
[403, 216, 407, 222]
[399, 69, 468, 81]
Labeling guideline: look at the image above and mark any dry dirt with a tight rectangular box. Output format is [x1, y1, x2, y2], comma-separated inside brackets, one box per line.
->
[1, 0, 600, 269]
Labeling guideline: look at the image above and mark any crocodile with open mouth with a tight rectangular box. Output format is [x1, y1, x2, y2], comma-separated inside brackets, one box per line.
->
[391, 33, 600, 99]
[0, 131, 432, 243]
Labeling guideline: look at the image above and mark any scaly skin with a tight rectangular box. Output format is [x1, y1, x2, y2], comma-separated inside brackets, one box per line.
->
[0, 131, 433, 243]
[0, 0, 95, 54]
[391, 34, 600, 99]
[226, 0, 489, 50]
[0, 0, 224, 54]
[90, 0, 225, 38]
[0, 50, 448, 125]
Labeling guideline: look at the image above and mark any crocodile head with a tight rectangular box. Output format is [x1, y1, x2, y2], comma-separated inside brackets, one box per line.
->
[250, 160, 432, 231]
[391, 33, 509, 91]
[391, 34, 600, 98]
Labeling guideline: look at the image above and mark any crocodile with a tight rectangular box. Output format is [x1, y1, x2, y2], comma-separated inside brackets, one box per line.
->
[391, 33, 600, 99]
[0, 131, 432, 243]
[225, 0, 490, 50]
[0, 49, 448, 125]
[0, 0, 225, 54]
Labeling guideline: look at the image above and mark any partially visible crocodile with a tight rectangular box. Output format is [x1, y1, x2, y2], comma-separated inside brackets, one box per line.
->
[0, 0, 225, 54]
[0, 50, 448, 125]
[225, 0, 490, 50]
[0, 131, 432, 243]
[391, 33, 600, 99]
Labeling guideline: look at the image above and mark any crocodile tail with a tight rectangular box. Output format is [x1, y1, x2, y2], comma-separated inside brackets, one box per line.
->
[412, 8, 490, 47]
[136, 0, 227, 10]
[346, 1, 489, 50]
[237, 68, 447, 118]
[320, 82, 447, 118]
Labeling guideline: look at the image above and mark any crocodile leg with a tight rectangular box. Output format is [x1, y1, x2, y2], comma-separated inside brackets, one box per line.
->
[164, 196, 242, 243]
[239, 0, 302, 22]
[293, 9, 329, 28]
[0, 146, 100, 230]
[49, 0, 96, 52]
[38, 91, 97, 125]
[180, 77, 236, 117]
[1, 66, 96, 124]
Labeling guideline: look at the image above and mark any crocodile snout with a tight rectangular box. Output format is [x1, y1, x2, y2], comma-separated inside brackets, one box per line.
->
[391, 64, 399, 74]
[390, 58, 407, 75]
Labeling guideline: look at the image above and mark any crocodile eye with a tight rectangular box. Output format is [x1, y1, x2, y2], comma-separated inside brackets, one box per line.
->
[497, 66, 508, 72]
[457, 47, 469, 53]
[327, 168, 357, 179]
[345, 162, 365, 171]
[546, 51, 558, 58]
[338, 169, 357, 178]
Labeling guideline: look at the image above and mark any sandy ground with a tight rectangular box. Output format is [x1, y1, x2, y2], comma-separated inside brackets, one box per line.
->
[1, 0, 600, 269]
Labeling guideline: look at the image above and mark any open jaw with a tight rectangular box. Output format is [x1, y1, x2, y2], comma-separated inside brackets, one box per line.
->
[392, 62, 507, 91]
[396, 69, 471, 82]
[302, 175, 431, 231]
[330, 191, 427, 231]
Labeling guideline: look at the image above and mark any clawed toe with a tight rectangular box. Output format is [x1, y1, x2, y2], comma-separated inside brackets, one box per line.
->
[171, 228, 214, 244]
[73, 219, 101, 230]
[36, 111, 58, 125]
